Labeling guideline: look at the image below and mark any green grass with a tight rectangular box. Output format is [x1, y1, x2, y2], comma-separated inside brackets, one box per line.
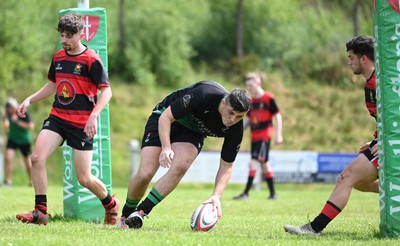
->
[0, 183, 398, 245]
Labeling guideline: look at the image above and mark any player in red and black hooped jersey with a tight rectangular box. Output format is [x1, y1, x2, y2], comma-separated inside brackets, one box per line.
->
[234, 72, 283, 201]
[15, 13, 119, 226]
[284, 36, 379, 235]
[118, 82, 251, 229]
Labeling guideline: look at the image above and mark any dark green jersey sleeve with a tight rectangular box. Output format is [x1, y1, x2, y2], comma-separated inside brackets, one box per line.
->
[221, 121, 244, 162]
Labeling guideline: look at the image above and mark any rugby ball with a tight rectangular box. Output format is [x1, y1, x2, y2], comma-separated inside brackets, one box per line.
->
[190, 203, 219, 231]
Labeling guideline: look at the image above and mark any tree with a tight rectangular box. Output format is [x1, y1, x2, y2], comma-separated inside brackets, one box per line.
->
[236, 0, 244, 58]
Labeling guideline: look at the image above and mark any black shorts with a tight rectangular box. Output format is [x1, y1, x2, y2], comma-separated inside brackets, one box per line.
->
[251, 140, 271, 162]
[141, 114, 204, 153]
[362, 139, 378, 168]
[6, 139, 31, 157]
[42, 115, 93, 151]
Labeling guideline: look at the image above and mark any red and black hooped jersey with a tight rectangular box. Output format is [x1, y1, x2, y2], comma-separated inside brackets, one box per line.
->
[365, 71, 376, 119]
[248, 91, 279, 141]
[47, 47, 109, 129]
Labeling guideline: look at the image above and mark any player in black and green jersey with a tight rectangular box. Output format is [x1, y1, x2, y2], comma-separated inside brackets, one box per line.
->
[118, 81, 251, 229]
[3, 98, 34, 187]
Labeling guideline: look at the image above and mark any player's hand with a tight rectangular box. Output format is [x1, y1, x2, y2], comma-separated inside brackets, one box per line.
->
[275, 135, 283, 145]
[17, 99, 30, 118]
[203, 195, 222, 218]
[371, 142, 378, 156]
[159, 148, 174, 168]
[84, 114, 97, 139]
[358, 142, 371, 154]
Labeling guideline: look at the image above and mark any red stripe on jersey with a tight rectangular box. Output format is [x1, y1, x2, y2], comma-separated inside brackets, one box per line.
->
[51, 108, 92, 128]
[249, 91, 279, 141]
[47, 48, 109, 128]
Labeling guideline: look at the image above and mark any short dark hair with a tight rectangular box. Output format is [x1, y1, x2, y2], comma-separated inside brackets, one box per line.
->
[57, 13, 84, 35]
[226, 88, 251, 113]
[346, 35, 374, 61]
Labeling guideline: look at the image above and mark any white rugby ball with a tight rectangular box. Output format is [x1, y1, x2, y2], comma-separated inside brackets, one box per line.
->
[190, 203, 219, 231]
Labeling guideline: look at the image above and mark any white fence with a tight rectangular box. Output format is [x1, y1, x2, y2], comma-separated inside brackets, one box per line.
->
[129, 140, 358, 184]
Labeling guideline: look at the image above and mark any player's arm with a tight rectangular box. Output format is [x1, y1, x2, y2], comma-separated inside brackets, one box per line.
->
[274, 112, 283, 144]
[2, 117, 9, 131]
[83, 86, 112, 139]
[203, 158, 233, 218]
[158, 106, 176, 168]
[11, 117, 34, 130]
[18, 82, 57, 118]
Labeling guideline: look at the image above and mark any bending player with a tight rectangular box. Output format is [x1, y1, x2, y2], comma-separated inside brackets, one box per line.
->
[118, 81, 251, 229]
[15, 13, 119, 225]
[234, 72, 283, 200]
[284, 35, 378, 235]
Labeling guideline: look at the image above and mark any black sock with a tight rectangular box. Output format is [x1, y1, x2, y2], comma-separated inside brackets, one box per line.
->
[243, 176, 255, 194]
[265, 177, 276, 196]
[136, 188, 164, 215]
[310, 201, 342, 232]
[35, 195, 47, 214]
[122, 197, 140, 218]
[101, 194, 116, 209]
[310, 214, 331, 232]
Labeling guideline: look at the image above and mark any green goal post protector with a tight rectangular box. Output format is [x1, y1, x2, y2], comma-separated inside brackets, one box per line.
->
[373, 0, 400, 238]
[59, 8, 112, 222]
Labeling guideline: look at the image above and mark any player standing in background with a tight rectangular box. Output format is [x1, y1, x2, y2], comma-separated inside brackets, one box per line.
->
[234, 72, 283, 200]
[15, 13, 119, 225]
[3, 97, 34, 187]
[118, 81, 251, 229]
[284, 35, 378, 235]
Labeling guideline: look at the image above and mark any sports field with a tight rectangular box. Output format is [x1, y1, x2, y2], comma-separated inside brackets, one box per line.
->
[0, 183, 397, 245]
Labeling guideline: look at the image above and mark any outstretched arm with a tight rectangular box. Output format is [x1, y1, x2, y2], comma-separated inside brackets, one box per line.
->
[83, 86, 112, 139]
[17, 82, 56, 118]
[158, 106, 176, 168]
[203, 158, 233, 218]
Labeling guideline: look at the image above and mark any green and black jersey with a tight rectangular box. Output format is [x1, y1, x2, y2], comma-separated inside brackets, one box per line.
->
[153, 81, 244, 162]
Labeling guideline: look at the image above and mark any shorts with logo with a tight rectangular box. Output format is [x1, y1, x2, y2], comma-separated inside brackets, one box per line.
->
[141, 113, 204, 153]
[251, 140, 271, 163]
[362, 139, 378, 168]
[6, 139, 31, 157]
[42, 115, 93, 151]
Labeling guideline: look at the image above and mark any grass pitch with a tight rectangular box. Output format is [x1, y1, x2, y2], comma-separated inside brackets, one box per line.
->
[0, 183, 397, 245]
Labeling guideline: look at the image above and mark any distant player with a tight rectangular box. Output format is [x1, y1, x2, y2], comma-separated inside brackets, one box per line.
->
[234, 72, 283, 200]
[284, 35, 378, 235]
[15, 13, 119, 225]
[118, 81, 251, 229]
[3, 97, 34, 187]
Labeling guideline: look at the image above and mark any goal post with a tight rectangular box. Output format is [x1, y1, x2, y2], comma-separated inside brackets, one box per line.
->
[373, 0, 400, 238]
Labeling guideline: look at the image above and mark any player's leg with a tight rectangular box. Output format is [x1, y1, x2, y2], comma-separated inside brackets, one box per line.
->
[137, 142, 197, 213]
[73, 149, 119, 225]
[262, 161, 277, 199]
[20, 144, 33, 186]
[284, 154, 378, 235]
[121, 146, 161, 219]
[354, 179, 379, 193]
[259, 140, 276, 199]
[126, 142, 198, 229]
[234, 141, 260, 200]
[4, 143, 16, 186]
[16, 129, 62, 224]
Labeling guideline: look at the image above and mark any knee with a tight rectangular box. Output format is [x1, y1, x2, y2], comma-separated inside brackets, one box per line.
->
[136, 171, 154, 184]
[336, 166, 355, 186]
[172, 160, 191, 176]
[31, 153, 45, 167]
